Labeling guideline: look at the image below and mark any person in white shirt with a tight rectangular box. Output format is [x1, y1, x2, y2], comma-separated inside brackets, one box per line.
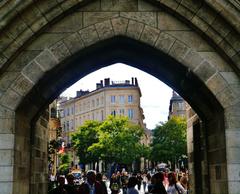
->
[166, 172, 186, 194]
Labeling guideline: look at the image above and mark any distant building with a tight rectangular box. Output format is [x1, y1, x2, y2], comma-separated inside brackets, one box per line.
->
[168, 91, 187, 119]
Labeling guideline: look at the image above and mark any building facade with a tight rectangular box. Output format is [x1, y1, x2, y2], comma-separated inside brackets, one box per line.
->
[60, 77, 145, 146]
[168, 91, 187, 119]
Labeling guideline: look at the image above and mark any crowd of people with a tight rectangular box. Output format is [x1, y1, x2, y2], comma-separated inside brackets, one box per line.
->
[48, 169, 189, 194]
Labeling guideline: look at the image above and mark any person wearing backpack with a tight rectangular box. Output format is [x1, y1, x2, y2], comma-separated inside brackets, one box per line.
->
[166, 172, 186, 194]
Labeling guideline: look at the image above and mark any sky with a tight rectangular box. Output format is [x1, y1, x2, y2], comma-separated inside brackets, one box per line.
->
[61, 63, 173, 129]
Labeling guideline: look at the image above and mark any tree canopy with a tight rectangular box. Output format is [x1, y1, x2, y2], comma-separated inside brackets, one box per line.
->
[71, 115, 148, 165]
[151, 116, 187, 164]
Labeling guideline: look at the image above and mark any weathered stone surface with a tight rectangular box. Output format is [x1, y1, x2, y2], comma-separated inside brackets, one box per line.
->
[15, 28, 34, 46]
[194, 61, 217, 82]
[160, 0, 180, 10]
[183, 50, 204, 70]
[20, 5, 43, 27]
[225, 114, 240, 130]
[155, 32, 175, 53]
[35, 49, 58, 72]
[27, 33, 68, 51]
[226, 130, 240, 147]
[0, 88, 22, 110]
[95, 20, 114, 40]
[79, 25, 99, 46]
[0, 105, 14, 119]
[111, 17, 128, 35]
[101, 0, 138, 11]
[126, 20, 144, 40]
[199, 51, 232, 71]
[0, 72, 18, 91]
[30, 17, 48, 32]
[44, 5, 63, 21]
[0, 54, 7, 68]
[169, 40, 190, 62]
[6, 18, 28, 39]
[0, 118, 15, 133]
[59, 0, 78, 11]
[191, 15, 209, 32]
[22, 61, 44, 84]
[225, 30, 240, 52]
[0, 134, 14, 149]
[226, 148, 240, 163]
[228, 181, 240, 194]
[63, 32, 85, 54]
[78, 0, 100, 11]
[216, 86, 239, 108]
[158, 12, 190, 30]
[219, 39, 236, 57]
[0, 32, 13, 52]
[167, 31, 213, 51]
[3, 41, 21, 58]
[47, 12, 83, 32]
[0, 182, 13, 194]
[206, 73, 228, 95]
[211, 16, 231, 38]
[220, 72, 240, 84]
[196, 4, 217, 25]
[10, 75, 34, 96]
[138, 0, 161, 11]
[180, 0, 202, 13]
[140, 25, 160, 46]
[120, 12, 157, 27]
[50, 41, 71, 61]
[176, 5, 195, 20]
[0, 150, 13, 165]
[83, 12, 119, 27]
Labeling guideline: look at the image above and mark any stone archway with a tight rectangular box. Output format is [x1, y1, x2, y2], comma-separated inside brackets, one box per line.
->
[0, 1, 239, 194]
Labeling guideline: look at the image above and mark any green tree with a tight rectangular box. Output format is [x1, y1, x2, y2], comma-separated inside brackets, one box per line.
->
[71, 116, 148, 168]
[151, 116, 187, 167]
[59, 153, 71, 174]
[89, 116, 146, 165]
[71, 120, 101, 165]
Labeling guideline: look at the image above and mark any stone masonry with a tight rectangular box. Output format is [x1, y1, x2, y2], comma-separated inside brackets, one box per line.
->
[0, 0, 239, 194]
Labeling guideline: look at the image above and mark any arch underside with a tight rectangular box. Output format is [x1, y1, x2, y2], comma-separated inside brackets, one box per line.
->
[0, 1, 239, 194]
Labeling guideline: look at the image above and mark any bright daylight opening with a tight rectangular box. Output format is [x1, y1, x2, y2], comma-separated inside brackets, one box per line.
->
[48, 63, 189, 194]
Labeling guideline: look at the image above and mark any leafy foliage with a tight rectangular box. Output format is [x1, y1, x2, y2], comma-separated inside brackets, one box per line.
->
[71, 116, 148, 165]
[151, 116, 187, 164]
[59, 153, 71, 174]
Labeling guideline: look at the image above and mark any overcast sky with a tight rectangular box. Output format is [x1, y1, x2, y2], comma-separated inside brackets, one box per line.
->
[61, 63, 173, 129]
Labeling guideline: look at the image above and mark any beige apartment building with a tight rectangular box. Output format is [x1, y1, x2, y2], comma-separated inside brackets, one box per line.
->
[60, 77, 146, 147]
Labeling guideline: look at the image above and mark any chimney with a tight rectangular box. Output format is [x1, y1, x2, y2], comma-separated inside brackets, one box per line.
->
[104, 78, 110, 86]
[135, 77, 138, 86]
[132, 77, 134, 85]
[96, 83, 102, 89]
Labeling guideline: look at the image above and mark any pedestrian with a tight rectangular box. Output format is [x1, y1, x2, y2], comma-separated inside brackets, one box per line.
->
[48, 176, 68, 194]
[142, 173, 148, 193]
[96, 172, 108, 194]
[121, 171, 129, 194]
[148, 172, 167, 194]
[65, 173, 78, 194]
[127, 176, 139, 194]
[110, 173, 121, 194]
[136, 173, 143, 191]
[78, 170, 104, 194]
[166, 172, 186, 194]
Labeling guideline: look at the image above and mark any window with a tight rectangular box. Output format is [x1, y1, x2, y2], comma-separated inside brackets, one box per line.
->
[128, 109, 134, 119]
[119, 95, 125, 104]
[96, 98, 99, 106]
[71, 107, 74, 115]
[111, 110, 116, 116]
[92, 100, 95, 108]
[128, 95, 133, 103]
[101, 110, 104, 121]
[111, 95, 116, 103]
[119, 109, 125, 115]
[66, 121, 69, 131]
